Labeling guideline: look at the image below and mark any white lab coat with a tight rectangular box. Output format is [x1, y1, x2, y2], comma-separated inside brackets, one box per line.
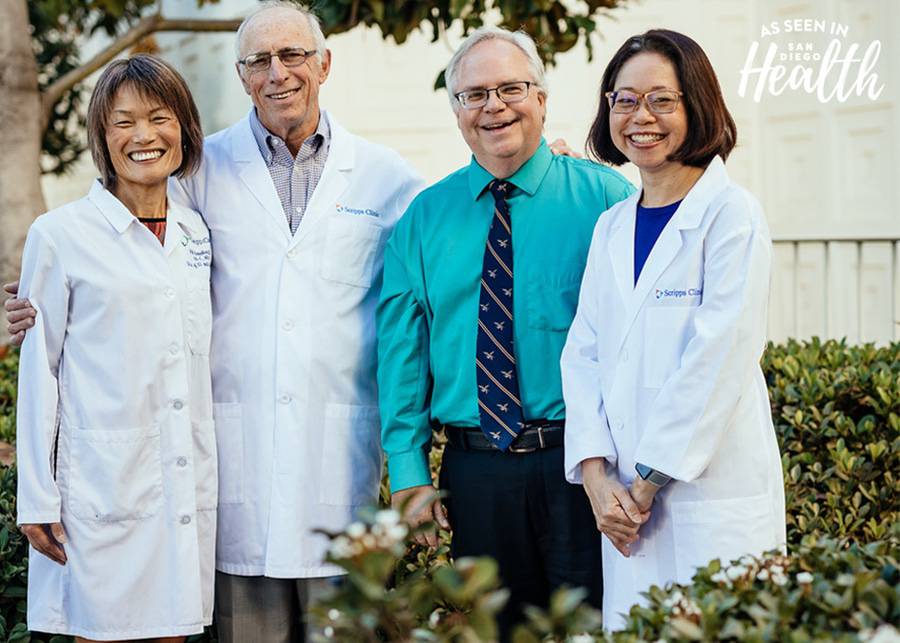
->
[560, 157, 786, 630]
[16, 182, 217, 640]
[170, 110, 423, 577]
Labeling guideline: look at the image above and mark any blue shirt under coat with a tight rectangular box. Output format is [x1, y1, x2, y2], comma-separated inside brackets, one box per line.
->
[634, 200, 682, 284]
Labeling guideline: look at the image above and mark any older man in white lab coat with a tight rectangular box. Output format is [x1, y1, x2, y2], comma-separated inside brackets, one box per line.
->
[7, 2, 421, 641]
[176, 4, 421, 641]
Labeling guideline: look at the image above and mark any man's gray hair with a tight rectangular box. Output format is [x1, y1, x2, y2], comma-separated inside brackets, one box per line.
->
[235, 1, 327, 61]
[445, 26, 547, 110]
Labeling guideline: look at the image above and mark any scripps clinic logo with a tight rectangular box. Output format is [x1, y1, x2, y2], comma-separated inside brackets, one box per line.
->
[738, 18, 884, 103]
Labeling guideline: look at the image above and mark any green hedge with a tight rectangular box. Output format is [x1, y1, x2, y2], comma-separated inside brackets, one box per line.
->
[1, 339, 899, 641]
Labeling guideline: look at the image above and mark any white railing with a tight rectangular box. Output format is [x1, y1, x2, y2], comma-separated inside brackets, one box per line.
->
[769, 238, 900, 344]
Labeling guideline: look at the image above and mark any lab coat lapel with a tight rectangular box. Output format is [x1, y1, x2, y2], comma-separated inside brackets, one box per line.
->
[607, 192, 639, 307]
[231, 112, 291, 243]
[614, 157, 728, 353]
[291, 112, 352, 248]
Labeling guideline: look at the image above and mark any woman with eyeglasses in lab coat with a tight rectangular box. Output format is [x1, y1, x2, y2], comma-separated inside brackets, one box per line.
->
[560, 30, 786, 630]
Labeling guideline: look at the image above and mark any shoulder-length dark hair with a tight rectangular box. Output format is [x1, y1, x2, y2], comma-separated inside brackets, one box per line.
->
[587, 29, 736, 168]
[87, 54, 203, 188]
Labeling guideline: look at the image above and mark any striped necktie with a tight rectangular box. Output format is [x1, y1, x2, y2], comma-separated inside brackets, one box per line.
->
[476, 179, 525, 451]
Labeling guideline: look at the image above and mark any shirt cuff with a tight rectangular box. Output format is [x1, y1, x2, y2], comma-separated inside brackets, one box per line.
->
[17, 508, 62, 526]
[387, 448, 432, 493]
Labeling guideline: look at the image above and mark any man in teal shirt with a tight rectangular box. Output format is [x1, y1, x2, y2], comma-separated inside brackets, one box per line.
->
[377, 26, 634, 635]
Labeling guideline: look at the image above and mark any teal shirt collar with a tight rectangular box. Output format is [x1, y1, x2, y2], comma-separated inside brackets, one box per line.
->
[467, 139, 553, 200]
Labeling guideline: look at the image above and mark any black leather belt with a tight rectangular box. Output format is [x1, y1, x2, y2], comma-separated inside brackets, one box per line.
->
[444, 420, 564, 453]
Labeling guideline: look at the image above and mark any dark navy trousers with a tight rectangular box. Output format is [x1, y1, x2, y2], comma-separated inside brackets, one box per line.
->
[439, 440, 603, 639]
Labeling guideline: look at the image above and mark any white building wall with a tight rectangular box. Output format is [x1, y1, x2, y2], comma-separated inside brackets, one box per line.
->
[41, 0, 900, 342]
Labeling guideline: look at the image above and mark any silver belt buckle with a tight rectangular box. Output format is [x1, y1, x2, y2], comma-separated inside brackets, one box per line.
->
[507, 425, 543, 453]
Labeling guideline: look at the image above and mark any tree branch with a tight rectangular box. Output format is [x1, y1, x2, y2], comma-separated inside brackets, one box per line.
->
[40, 14, 242, 132]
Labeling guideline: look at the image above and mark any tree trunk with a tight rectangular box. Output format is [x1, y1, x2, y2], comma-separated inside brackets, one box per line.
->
[0, 0, 45, 342]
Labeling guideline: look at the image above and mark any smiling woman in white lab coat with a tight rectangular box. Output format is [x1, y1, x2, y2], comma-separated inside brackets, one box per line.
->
[16, 56, 216, 642]
[560, 30, 786, 630]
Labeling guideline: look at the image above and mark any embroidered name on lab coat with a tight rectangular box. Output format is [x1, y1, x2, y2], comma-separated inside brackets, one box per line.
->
[335, 203, 381, 218]
[655, 287, 703, 300]
[187, 237, 212, 268]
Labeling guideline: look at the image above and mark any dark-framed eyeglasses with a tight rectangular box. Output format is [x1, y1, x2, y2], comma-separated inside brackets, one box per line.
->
[455, 81, 534, 110]
[238, 47, 317, 73]
[605, 89, 684, 114]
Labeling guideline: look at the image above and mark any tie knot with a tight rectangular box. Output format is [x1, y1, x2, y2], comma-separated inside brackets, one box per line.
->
[489, 179, 513, 201]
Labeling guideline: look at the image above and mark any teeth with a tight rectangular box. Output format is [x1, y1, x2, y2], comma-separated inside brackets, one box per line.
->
[129, 150, 163, 161]
[630, 134, 664, 143]
[270, 89, 297, 99]
[485, 122, 511, 130]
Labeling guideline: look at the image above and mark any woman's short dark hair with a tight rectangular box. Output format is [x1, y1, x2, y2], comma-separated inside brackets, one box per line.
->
[87, 55, 203, 188]
[587, 29, 736, 168]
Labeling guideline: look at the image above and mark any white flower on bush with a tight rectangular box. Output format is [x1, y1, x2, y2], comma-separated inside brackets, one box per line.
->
[329, 535, 356, 559]
[860, 624, 900, 643]
[375, 508, 401, 526]
[710, 570, 730, 585]
[726, 564, 748, 581]
[771, 573, 788, 586]
[796, 571, 814, 584]
[346, 522, 366, 538]
[756, 568, 770, 581]
[567, 634, 596, 643]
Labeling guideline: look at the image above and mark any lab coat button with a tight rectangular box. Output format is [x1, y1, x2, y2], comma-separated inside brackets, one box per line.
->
[282, 320, 294, 331]
[176, 456, 188, 467]
[287, 249, 298, 259]
[169, 343, 180, 356]
[172, 399, 184, 410]
[180, 515, 191, 525]
[164, 287, 176, 299]
[616, 421, 624, 431]
[278, 393, 291, 404]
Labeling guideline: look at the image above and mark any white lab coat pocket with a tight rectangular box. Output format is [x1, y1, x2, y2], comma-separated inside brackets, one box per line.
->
[319, 403, 383, 506]
[671, 493, 775, 583]
[642, 306, 695, 388]
[192, 420, 218, 512]
[213, 403, 243, 504]
[320, 217, 384, 288]
[69, 425, 163, 521]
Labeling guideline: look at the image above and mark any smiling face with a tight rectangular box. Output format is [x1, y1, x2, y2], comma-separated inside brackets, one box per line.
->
[454, 39, 546, 178]
[104, 83, 183, 196]
[609, 52, 688, 174]
[236, 7, 330, 147]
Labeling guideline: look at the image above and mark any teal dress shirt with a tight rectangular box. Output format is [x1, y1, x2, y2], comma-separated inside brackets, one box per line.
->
[377, 141, 635, 491]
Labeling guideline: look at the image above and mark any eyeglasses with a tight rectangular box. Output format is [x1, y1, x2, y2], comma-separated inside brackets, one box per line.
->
[455, 81, 533, 110]
[605, 89, 683, 114]
[238, 47, 317, 73]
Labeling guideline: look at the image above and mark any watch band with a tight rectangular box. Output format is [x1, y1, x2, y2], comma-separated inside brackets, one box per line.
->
[635, 462, 672, 487]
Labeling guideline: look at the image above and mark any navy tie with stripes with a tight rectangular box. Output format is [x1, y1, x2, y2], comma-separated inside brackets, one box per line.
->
[476, 179, 525, 451]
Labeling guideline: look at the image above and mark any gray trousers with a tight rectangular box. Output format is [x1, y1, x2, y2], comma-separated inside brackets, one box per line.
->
[214, 572, 340, 643]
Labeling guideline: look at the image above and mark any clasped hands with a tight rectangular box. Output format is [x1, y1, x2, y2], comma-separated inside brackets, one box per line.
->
[581, 457, 658, 557]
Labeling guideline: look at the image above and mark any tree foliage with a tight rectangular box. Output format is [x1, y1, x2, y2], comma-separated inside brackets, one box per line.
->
[30, 0, 628, 174]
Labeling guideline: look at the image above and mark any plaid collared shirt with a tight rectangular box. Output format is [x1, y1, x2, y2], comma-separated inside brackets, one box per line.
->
[249, 109, 331, 235]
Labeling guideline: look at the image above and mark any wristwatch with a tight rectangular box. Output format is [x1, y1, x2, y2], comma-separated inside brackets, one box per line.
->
[635, 462, 672, 487]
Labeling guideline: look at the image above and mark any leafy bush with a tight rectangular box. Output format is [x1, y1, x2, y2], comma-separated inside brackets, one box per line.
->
[506, 538, 899, 642]
[611, 538, 899, 642]
[763, 339, 899, 544]
[0, 345, 17, 446]
[1, 339, 898, 641]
